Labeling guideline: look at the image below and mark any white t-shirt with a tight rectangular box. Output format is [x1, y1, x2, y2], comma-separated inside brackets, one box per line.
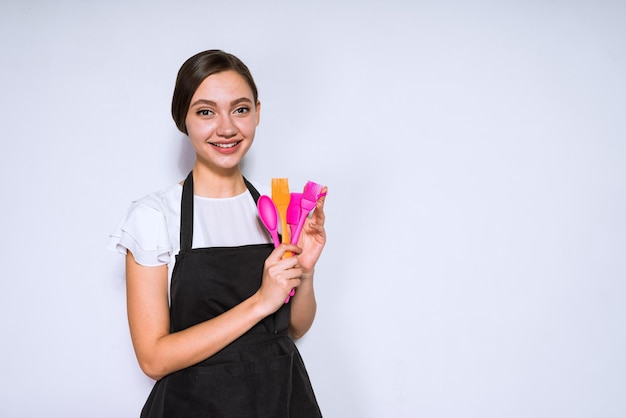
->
[108, 181, 273, 276]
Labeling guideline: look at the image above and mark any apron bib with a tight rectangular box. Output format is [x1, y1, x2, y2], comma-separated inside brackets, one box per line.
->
[140, 172, 321, 418]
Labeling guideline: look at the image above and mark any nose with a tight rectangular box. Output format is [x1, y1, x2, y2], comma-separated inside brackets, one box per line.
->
[216, 114, 237, 138]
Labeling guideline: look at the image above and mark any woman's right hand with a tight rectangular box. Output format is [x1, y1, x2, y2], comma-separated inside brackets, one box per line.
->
[256, 244, 303, 313]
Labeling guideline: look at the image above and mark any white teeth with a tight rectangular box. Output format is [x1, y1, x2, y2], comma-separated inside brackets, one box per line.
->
[211, 142, 239, 148]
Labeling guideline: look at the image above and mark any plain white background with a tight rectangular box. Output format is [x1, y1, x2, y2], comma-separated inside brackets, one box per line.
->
[1, 1, 624, 417]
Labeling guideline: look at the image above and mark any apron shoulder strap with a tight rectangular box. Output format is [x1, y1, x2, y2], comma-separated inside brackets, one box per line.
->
[243, 177, 261, 204]
[180, 171, 194, 252]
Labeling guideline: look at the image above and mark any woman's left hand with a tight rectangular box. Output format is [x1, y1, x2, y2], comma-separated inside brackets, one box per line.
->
[296, 187, 327, 274]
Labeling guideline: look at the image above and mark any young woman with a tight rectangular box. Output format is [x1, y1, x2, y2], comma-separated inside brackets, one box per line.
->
[109, 50, 326, 417]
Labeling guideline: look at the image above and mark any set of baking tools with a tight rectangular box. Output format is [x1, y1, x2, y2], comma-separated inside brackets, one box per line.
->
[257, 178, 326, 303]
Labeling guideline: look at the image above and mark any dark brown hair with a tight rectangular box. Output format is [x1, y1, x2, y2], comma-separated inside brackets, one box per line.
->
[171, 50, 259, 134]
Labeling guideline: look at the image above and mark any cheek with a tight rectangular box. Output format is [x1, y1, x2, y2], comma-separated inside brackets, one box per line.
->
[238, 118, 258, 136]
[186, 119, 210, 140]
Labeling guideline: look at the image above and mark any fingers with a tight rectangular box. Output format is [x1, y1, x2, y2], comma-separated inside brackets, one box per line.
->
[317, 186, 328, 205]
[311, 186, 327, 224]
[269, 243, 301, 261]
[264, 244, 303, 292]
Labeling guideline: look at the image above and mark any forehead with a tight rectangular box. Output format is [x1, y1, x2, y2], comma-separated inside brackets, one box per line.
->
[192, 70, 254, 100]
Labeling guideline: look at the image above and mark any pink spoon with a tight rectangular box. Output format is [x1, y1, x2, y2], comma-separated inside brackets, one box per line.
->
[257, 195, 280, 248]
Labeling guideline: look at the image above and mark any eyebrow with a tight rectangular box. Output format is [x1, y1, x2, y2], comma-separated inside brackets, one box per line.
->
[189, 97, 254, 108]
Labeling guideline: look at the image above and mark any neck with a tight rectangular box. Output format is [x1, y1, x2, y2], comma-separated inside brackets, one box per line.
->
[191, 163, 246, 198]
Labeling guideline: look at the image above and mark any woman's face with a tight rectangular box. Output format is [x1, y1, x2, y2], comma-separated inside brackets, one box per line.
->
[185, 70, 260, 173]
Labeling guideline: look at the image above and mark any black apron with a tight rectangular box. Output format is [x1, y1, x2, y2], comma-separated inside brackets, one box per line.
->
[140, 172, 322, 418]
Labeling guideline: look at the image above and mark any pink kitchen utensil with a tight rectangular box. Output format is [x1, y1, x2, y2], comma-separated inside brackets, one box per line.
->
[286, 192, 302, 243]
[290, 181, 325, 246]
[257, 195, 280, 248]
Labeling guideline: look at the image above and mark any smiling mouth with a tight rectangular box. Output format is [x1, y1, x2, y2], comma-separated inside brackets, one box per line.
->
[210, 140, 242, 149]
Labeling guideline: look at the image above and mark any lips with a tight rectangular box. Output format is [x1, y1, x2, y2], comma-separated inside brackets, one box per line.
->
[208, 140, 243, 154]
[209, 140, 241, 148]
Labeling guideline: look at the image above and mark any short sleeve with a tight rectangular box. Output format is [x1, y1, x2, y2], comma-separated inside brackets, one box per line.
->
[107, 201, 173, 266]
